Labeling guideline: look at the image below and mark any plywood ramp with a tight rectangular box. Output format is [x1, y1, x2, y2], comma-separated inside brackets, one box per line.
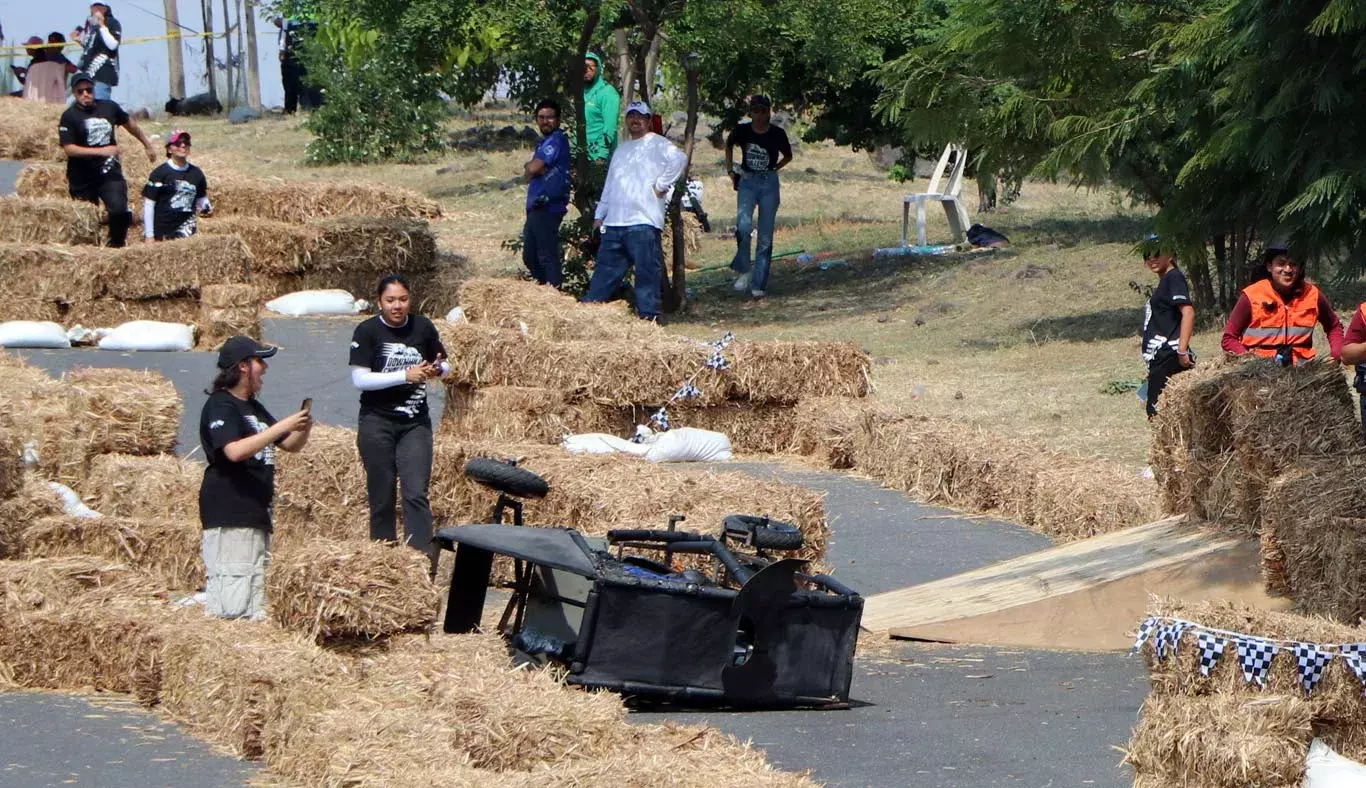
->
[863, 516, 1291, 651]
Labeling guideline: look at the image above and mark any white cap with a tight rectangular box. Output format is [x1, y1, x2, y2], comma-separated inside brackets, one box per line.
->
[625, 100, 652, 117]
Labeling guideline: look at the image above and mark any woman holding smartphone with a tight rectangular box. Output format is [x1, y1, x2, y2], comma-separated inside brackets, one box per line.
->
[198, 335, 312, 619]
[349, 274, 448, 575]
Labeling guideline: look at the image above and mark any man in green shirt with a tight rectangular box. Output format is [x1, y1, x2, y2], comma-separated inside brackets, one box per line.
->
[583, 52, 620, 162]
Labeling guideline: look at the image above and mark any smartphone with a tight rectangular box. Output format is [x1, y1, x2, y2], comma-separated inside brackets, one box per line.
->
[301, 398, 312, 412]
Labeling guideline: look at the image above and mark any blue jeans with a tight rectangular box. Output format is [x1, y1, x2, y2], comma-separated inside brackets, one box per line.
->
[522, 209, 565, 287]
[93, 81, 113, 101]
[584, 224, 663, 319]
[730, 171, 781, 291]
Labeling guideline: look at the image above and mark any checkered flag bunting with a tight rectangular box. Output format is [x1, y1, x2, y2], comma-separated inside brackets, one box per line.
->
[705, 352, 730, 371]
[712, 332, 735, 351]
[1341, 643, 1366, 660]
[1132, 617, 1159, 654]
[1197, 632, 1228, 677]
[649, 407, 671, 431]
[1294, 642, 1334, 695]
[1341, 652, 1366, 696]
[1237, 638, 1279, 687]
[675, 382, 702, 400]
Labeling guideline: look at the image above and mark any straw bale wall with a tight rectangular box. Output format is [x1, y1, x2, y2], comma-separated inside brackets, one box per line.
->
[198, 283, 260, 349]
[20, 515, 202, 591]
[0, 98, 64, 160]
[0, 197, 101, 244]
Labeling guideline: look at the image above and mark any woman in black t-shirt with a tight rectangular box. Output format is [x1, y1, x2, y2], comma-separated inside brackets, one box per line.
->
[349, 275, 448, 575]
[198, 336, 312, 619]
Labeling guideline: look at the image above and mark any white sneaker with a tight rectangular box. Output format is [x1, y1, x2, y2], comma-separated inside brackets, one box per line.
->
[733, 271, 751, 291]
[750, 289, 766, 298]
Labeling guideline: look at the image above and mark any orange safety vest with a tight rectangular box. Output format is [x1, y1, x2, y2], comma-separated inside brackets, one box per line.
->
[1240, 278, 1321, 362]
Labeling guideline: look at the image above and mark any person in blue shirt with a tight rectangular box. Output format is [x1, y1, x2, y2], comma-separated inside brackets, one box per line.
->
[521, 99, 572, 287]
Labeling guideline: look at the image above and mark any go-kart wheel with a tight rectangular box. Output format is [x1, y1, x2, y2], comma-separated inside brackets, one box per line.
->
[722, 514, 804, 551]
[464, 457, 549, 499]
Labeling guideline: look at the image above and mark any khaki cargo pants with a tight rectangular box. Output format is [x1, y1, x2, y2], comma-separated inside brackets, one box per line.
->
[202, 527, 270, 619]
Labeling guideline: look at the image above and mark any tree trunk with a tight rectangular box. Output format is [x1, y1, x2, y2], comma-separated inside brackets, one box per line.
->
[164, 0, 186, 99]
[243, 0, 261, 110]
[614, 29, 633, 106]
[642, 31, 662, 99]
[201, 0, 217, 103]
[571, 5, 601, 218]
[632, 34, 651, 102]
[220, 0, 235, 106]
[663, 60, 700, 314]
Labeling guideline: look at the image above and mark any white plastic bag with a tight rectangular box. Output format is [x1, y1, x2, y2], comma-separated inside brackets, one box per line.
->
[1305, 738, 1366, 787]
[643, 427, 733, 463]
[0, 320, 71, 348]
[444, 306, 468, 323]
[98, 321, 196, 352]
[562, 433, 650, 456]
[265, 289, 361, 316]
[45, 481, 102, 519]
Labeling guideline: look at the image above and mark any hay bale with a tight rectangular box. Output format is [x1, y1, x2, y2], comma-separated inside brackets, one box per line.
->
[81, 453, 202, 520]
[790, 397, 879, 468]
[21, 515, 203, 591]
[198, 216, 321, 275]
[0, 556, 165, 613]
[458, 276, 666, 340]
[97, 234, 254, 300]
[0, 197, 102, 244]
[0, 601, 165, 701]
[428, 439, 830, 568]
[0, 419, 21, 500]
[1123, 693, 1312, 788]
[266, 539, 439, 641]
[209, 172, 442, 222]
[440, 385, 633, 444]
[273, 425, 371, 544]
[0, 475, 65, 557]
[13, 162, 66, 200]
[0, 98, 64, 161]
[198, 283, 261, 349]
[66, 366, 181, 455]
[416, 250, 473, 317]
[0, 242, 105, 321]
[1145, 599, 1366, 725]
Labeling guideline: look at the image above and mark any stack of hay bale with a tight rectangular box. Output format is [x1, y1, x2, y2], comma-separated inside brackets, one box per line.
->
[1151, 358, 1366, 609]
[1128, 599, 1366, 786]
[0, 98, 453, 349]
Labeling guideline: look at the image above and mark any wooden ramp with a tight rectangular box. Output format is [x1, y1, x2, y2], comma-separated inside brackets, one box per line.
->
[862, 516, 1290, 651]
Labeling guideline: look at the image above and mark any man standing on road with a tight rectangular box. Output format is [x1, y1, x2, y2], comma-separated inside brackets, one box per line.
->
[59, 72, 155, 248]
[521, 99, 571, 287]
[726, 94, 792, 299]
[73, 2, 120, 101]
[583, 52, 620, 163]
[1137, 236, 1195, 418]
[583, 101, 688, 321]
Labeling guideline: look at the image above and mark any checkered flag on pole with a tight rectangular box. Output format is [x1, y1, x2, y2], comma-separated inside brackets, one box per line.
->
[1237, 638, 1279, 688]
[1132, 617, 1159, 654]
[1294, 642, 1334, 695]
[1197, 632, 1228, 677]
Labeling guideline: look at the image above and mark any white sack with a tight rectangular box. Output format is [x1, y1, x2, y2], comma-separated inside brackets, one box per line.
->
[444, 306, 468, 323]
[1305, 738, 1366, 787]
[98, 321, 195, 352]
[0, 321, 71, 348]
[643, 427, 733, 463]
[46, 482, 102, 519]
[265, 289, 360, 316]
[562, 433, 650, 456]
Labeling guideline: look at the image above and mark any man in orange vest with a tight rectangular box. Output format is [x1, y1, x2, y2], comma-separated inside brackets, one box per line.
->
[1341, 303, 1366, 433]
[1220, 240, 1343, 365]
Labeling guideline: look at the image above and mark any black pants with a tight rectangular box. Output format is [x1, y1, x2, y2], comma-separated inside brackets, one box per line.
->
[356, 410, 436, 568]
[281, 59, 321, 113]
[1146, 353, 1188, 418]
[522, 209, 565, 286]
[71, 178, 131, 247]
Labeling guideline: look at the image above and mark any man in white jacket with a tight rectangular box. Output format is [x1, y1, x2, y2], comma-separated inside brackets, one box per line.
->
[584, 101, 688, 320]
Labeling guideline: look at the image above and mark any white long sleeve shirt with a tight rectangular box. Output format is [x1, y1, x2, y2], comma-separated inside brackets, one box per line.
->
[594, 132, 688, 230]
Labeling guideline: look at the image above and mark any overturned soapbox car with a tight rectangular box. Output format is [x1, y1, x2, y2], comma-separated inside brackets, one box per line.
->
[435, 458, 863, 707]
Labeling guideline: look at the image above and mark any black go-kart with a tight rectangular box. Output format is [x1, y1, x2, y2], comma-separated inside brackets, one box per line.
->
[436, 457, 863, 708]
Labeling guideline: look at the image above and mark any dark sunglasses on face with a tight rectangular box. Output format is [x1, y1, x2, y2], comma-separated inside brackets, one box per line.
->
[75, 87, 94, 95]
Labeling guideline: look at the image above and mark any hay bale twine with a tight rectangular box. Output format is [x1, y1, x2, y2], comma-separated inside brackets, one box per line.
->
[0, 197, 102, 245]
[266, 538, 439, 641]
[198, 283, 261, 350]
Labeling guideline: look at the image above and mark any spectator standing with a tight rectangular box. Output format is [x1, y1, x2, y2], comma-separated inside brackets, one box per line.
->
[198, 336, 313, 619]
[350, 275, 449, 576]
[1339, 303, 1366, 434]
[583, 52, 620, 163]
[726, 94, 792, 299]
[59, 72, 156, 248]
[142, 130, 213, 241]
[1137, 237, 1195, 418]
[74, 2, 120, 101]
[583, 101, 688, 321]
[1220, 241, 1343, 364]
[276, 16, 321, 113]
[46, 33, 78, 74]
[521, 99, 571, 287]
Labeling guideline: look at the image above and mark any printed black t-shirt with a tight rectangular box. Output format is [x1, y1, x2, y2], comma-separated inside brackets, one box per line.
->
[58, 99, 129, 192]
[349, 314, 447, 420]
[78, 16, 122, 85]
[143, 162, 208, 239]
[1142, 266, 1193, 363]
[198, 390, 279, 530]
[726, 123, 792, 173]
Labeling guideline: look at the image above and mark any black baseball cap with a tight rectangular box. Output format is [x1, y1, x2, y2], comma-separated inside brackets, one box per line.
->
[70, 72, 94, 91]
[748, 94, 772, 109]
[217, 336, 278, 369]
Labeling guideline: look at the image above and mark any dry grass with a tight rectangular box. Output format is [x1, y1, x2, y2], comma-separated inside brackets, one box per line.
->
[0, 197, 102, 244]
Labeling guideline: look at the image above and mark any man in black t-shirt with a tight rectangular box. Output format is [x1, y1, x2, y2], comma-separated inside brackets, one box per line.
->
[58, 72, 155, 247]
[1139, 237, 1196, 418]
[142, 129, 212, 241]
[74, 2, 120, 100]
[726, 94, 793, 299]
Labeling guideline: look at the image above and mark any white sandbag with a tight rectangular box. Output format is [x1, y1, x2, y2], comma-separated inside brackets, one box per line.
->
[1305, 738, 1366, 787]
[45, 481, 102, 520]
[562, 433, 650, 456]
[265, 289, 360, 316]
[98, 321, 195, 352]
[0, 320, 71, 348]
[643, 427, 733, 463]
[444, 306, 468, 323]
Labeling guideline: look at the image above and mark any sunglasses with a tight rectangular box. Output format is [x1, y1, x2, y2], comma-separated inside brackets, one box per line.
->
[74, 86, 94, 95]
[169, 140, 191, 147]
